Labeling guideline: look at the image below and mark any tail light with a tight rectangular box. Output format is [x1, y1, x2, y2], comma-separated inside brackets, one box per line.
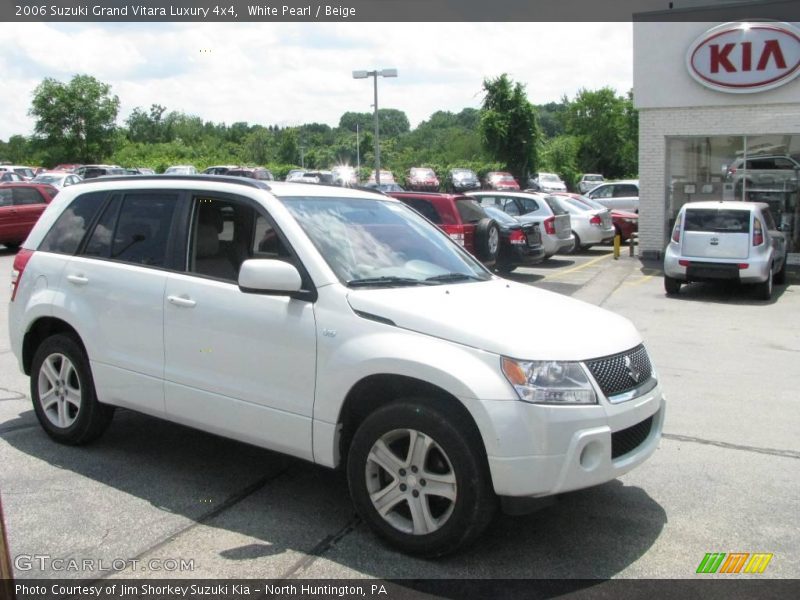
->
[544, 217, 556, 235]
[753, 219, 764, 246]
[442, 224, 465, 246]
[509, 229, 526, 245]
[589, 215, 602, 226]
[671, 214, 682, 243]
[11, 249, 34, 301]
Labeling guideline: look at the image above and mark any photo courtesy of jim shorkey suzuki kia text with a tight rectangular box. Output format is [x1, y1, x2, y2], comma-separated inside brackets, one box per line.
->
[25, 4, 359, 18]
[15, 583, 389, 597]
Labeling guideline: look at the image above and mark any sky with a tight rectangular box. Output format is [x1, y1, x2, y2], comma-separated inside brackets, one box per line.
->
[0, 22, 633, 141]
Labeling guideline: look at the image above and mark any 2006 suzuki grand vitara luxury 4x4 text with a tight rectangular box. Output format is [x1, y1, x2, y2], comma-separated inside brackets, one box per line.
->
[9, 176, 665, 556]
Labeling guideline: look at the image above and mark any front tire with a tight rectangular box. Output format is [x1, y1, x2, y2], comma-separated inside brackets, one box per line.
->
[347, 400, 496, 557]
[30, 334, 114, 445]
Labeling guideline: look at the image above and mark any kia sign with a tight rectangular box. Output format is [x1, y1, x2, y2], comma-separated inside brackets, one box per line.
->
[687, 22, 800, 93]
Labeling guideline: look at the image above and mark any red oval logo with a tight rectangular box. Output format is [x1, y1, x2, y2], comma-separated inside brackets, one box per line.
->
[686, 22, 800, 93]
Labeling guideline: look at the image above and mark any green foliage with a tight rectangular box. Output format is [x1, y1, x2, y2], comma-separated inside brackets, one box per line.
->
[539, 136, 581, 190]
[29, 74, 120, 165]
[479, 74, 540, 182]
[562, 87, 638, 179]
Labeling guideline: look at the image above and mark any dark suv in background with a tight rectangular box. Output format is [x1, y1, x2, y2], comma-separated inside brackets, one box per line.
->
[388, 192, 501, 267]
[447, 168, 481, 192]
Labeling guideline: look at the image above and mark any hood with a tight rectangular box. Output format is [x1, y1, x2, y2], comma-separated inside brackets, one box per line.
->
[346, 279, 641, 360]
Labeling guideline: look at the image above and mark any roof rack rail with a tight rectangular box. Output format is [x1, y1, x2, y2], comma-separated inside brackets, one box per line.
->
[76, 174, 272, 191]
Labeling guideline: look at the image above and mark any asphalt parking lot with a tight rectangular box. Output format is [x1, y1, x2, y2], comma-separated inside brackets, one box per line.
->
[1, 245, 798, 585]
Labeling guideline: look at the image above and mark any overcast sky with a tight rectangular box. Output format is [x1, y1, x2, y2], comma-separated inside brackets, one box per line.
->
[0, 22, 633, 141]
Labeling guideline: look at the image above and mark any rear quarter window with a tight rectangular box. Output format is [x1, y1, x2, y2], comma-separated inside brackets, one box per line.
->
[684, 209, 750, 233]
[402, 198, 442, 224]
[454, 198, 487, 224]
[543, 196, 567, 216]
[39, 192, 107, 254]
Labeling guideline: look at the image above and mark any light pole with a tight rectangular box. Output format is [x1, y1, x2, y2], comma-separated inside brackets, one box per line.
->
[356, 122, 360, 173]
[353, 68, 398, 185]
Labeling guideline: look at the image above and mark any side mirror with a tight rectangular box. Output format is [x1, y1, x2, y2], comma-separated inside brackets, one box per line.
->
[238, 259, 302, 294]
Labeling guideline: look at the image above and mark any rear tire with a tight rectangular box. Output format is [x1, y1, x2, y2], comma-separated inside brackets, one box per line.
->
[773, 259, 787, 285]
[347, 399, 497, 557]
[570, 232, 581, 254]
[30, 334, 114, 445]
[664, 275, 682, 296]
[756, 271, 773, 301]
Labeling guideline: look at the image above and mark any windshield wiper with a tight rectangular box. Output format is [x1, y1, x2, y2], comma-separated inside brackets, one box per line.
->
[425, 272, 486, 283]
[347, 276, 434, 288]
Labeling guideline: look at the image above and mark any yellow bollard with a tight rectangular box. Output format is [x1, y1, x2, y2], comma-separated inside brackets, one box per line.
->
[613, 234, 621, 260]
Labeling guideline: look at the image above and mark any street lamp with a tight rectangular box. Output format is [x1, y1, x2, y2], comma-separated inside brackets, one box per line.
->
[352, 68, 398, 185]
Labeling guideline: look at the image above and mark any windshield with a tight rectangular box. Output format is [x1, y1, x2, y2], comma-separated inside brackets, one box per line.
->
[540, 174, 560, 182]
[585, 175, 603, 182]
[411, 168, 435, 178]
[279, 196, 491, 286]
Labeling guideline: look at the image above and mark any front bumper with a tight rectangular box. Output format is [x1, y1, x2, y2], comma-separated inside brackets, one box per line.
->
[476, 382, 665, 497]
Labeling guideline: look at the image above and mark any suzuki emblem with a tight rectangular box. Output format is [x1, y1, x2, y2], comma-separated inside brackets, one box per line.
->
[624, 356, 642, 384]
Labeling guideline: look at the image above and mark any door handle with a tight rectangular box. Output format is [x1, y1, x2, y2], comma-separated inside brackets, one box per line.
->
[66, 274, 89, 285]
[167, 295, 197, 308]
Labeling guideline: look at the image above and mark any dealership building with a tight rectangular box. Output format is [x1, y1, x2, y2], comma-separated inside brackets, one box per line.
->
[633, 14, 800, 258]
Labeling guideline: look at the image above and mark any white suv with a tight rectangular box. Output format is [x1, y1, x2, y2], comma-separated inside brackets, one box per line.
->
[9, 176, 665, 556]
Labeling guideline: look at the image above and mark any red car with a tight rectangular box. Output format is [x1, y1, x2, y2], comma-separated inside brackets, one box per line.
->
[483, 171, 520, 191]
[0, 183, 58, 250]
[406, 167, 440, 191]
[388, 192, 501, 266]
[554, 192, 638, 241]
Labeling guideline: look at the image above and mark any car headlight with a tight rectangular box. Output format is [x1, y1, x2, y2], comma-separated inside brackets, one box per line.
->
[501, 358, 597, 404]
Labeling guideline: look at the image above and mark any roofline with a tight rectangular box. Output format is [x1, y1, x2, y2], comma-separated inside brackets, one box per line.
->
[75, 174, 272, 191]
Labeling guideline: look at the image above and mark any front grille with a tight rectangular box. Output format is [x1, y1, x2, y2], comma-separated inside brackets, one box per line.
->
[585, 344, 653, 398]
[611, 416, 654, 459]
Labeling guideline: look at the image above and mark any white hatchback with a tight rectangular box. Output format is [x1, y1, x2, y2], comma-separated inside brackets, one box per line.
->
[9, 175, 664, 556]
[663, 201, 788, 300]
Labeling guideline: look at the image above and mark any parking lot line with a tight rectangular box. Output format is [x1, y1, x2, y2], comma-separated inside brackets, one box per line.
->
[540, 252, 613, 280]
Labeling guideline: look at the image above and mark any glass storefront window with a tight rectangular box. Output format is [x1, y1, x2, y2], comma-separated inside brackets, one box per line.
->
[666, 135, 800, 251]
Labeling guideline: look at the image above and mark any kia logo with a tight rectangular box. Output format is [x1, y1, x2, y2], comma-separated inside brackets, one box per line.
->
[686, 22, 800, 93]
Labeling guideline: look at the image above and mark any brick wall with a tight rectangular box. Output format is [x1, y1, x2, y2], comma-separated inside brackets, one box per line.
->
[638, 103, 800, 259]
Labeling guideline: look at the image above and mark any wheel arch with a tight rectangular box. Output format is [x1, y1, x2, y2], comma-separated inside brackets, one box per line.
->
[335, 373, 489, 473]
[22, 317, 86, 376]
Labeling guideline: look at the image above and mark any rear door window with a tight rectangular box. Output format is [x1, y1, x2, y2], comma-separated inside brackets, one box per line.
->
[111, 192, 179, 267]
[684, 209, 751, 233]
[11, 188, 46, 205]
[613, 184, 638, 197]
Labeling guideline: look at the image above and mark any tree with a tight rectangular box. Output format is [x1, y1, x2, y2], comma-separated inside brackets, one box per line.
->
[479, 74, 539, 182]
[126, 104, 167, 144]
[277, 128, 299, 164]
[562, 87, 637, 179]
[29, 74, 120, 164]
